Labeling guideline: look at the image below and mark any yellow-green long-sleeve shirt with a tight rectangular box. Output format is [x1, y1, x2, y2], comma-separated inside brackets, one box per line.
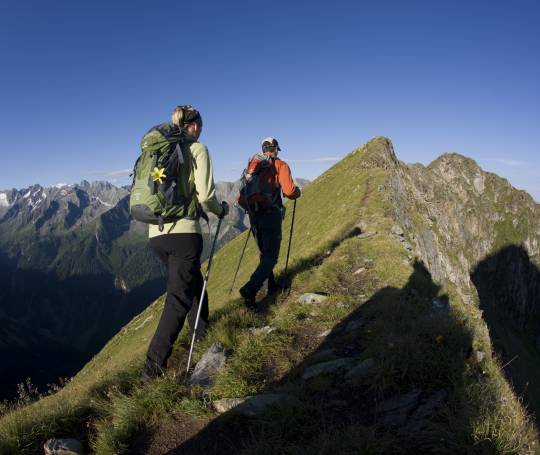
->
[148, 141, 222, 238]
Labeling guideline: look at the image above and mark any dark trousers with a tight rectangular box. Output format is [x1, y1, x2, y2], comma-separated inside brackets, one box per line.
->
[145, 233, 208, 371]
[242, 210, 282, 294]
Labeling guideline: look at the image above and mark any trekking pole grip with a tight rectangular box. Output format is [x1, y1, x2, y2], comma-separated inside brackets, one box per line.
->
[219, 201, 229, 219]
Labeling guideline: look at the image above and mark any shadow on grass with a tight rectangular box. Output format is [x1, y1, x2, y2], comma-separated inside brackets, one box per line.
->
[471, 244, 540, 425]
[138, 261, 478, 454]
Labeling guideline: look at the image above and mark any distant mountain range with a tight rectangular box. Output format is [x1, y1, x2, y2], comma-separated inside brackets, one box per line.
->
[0, 181, 155, 399]
[0, 178, 309, 399]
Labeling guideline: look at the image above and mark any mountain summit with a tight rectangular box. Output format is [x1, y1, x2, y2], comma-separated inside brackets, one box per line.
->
[1, 137, 538, 454]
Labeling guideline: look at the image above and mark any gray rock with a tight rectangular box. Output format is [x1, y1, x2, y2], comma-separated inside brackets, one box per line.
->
[43, 438, 84, 455]
[353, 267, 366, 275]
[344, 358, 374, 385]
[403, 389, 447, 434]
[357, 231, 377, 239]
[302, 358, 356, 380]
[431, 298, 449, 313]
[213, 397, 250, 413]
[248, 326, 275, 336]
[298, 293, 328, 304]
[306, 348, 336, 365]
[232, 393, 300, 417]
[188, 342, 228, 388]
[317, 329, 332, 338]
[391, 224, 405, 237]
[377, 389, 421, 414]
[376, 388, 447, 432]
[475, 350, 486, 363]
[376, 389, 422, 427]
[402, 241, 413, 251]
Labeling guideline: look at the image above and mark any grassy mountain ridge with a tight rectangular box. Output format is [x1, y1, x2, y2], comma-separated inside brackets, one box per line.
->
[1, 137, 539, 453]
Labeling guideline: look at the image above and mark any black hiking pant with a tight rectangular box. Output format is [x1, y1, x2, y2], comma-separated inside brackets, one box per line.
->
[241, 209, 282, 295]
[145, 233, 208, 372]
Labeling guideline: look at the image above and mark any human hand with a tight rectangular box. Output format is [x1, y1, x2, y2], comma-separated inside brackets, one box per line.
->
[219, 201, 229, 219]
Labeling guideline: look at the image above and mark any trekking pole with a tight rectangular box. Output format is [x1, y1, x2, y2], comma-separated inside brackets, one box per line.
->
[229, 227, 252, 294]
[284, 199, 297, 278]
[186, 205, 225, 374]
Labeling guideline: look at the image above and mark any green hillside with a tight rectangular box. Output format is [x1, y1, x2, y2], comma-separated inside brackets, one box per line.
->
[1, 137, 538, 454]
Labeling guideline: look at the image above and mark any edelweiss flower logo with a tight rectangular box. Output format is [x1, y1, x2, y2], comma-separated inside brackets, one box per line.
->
[150, 167, 166, 184]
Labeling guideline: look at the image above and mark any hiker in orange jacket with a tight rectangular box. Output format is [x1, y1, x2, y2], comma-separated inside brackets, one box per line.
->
[239, 137, 301, 309]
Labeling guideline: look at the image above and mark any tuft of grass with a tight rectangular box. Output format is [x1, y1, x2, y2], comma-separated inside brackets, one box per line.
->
[212, 332, 293, 398]
[193, 304, 261, 357]
[91, 377, 209, 455]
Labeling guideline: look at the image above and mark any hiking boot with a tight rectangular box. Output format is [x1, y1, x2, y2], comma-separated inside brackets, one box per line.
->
[239, 287, 257, 311]
[140, 359, 164, 383]
[140, 370, 157, 383]
[267, 278, 281, 296]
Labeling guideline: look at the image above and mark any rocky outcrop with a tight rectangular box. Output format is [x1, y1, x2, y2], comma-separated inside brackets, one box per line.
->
[43, 438, 84, 455]
[370, 137, 540, 325]
[363, 137, 540, 421]
[298, 293, 328, 304]
[188, 342, 228, 389]
[214, 393, 300, 417]
[376, 389, 448, 436]
[301, 358, 356, 381]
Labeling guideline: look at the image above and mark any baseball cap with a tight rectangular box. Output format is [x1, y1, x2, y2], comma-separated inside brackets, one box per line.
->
[261, 137, 281, 151]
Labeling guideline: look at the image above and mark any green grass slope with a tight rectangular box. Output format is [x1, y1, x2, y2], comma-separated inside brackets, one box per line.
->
[1, 138, 538, 454]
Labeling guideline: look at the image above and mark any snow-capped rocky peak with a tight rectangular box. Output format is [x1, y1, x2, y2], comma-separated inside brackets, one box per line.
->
[0, 192, 9, 207]
[0, 189, 21, 217]
[22, 185, 47, 211]
[0, 181, 130, 231]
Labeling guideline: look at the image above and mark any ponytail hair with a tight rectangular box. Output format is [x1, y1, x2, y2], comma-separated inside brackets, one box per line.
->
[171, 106, 184, 127]
[171, 105, 202, 128]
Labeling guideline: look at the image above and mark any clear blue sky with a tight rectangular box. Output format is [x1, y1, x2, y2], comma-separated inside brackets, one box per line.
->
[1, 0, 539, 201]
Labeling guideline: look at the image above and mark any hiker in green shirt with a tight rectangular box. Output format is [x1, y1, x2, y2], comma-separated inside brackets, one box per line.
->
[142, 106, 229, 381]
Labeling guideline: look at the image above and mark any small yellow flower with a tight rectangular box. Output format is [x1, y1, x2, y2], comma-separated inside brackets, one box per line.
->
[150, 167, 166, 184]
[436, 335, 444, 344]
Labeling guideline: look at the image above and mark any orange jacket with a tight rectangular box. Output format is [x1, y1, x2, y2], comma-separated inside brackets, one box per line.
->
[273, 158, 301, 199]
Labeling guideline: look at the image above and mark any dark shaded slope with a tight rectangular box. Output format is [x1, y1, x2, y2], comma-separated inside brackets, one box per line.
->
[0, 316, 82, 400]
[472, 245, 540, 423]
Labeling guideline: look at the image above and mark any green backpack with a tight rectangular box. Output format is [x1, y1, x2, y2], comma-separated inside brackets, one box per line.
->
[129, 123, 200, 230]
